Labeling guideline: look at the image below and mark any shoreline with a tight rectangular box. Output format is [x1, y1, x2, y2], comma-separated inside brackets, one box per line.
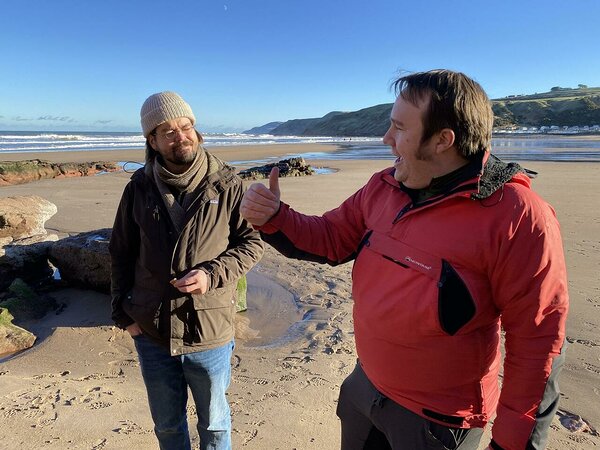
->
[0, 142, 344, 165]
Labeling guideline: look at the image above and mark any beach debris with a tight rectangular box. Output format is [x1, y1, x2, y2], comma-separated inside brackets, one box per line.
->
[237, 157, 314, 180]
[557, 409, 598, 435]
[0, 159, 119, 186]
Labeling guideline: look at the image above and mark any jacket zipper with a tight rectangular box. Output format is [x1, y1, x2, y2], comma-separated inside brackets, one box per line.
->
[392, 182, 479, 224]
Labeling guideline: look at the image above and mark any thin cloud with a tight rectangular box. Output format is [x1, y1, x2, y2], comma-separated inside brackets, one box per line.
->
[13, 116, 32, 121]
[37, 115, 72, 122]
[95, 120, 113, 124]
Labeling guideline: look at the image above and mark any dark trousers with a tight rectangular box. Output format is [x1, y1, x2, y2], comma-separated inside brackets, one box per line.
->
[336, 362, 484, 450]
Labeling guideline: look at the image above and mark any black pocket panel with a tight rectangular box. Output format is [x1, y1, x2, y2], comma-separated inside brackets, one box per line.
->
[438, 260, 476, 335]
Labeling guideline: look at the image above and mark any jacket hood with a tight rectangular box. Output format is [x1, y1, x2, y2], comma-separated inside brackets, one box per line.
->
[472, 153, 533, 200]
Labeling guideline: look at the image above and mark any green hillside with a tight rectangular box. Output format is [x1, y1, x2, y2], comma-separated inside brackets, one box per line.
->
[264, 87, 600, 137]
[492, 87, 600, 127]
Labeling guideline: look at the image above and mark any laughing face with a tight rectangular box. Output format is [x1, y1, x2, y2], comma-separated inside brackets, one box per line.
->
[382, 94, 438, 189]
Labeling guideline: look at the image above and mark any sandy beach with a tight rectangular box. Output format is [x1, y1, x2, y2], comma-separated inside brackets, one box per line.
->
[0, 144, 599, 449]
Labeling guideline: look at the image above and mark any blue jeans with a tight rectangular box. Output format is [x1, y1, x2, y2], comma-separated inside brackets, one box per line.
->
[133, 335, 234, 450]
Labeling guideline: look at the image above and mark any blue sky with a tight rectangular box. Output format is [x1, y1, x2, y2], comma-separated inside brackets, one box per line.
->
[1, 0, 598, 133]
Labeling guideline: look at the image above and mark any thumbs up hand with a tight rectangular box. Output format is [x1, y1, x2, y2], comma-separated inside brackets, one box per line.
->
[241, 167, 282, 226]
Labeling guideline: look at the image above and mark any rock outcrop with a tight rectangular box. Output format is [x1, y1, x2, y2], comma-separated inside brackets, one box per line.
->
[238, 157, 314, 180]
[49, 229, 112, 293]
[0, 235, 58, 291]
[0, 195, 58, 240]
[0, 160, 119, 186]
[0, 196, 58, 291]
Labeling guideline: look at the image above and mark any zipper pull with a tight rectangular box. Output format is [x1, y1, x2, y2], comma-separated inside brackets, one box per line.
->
[153, 205, 160, 221]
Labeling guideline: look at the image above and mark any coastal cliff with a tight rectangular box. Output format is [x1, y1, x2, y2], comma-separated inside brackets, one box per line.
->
[250, 87, 600, 137]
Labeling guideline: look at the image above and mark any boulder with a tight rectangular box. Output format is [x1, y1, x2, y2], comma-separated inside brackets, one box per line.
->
[0, 308, 36, 356]
[0, 234, 58, 291]
[49, 229, 112, 293]
[0, 195, 57, 240]
[238, 157, 314, 180]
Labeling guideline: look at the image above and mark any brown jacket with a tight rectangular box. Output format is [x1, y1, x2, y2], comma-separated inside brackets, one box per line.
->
[110, 151, 264, 354]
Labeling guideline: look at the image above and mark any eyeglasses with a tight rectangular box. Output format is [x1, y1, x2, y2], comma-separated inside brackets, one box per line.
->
[153, 124, 195, 141]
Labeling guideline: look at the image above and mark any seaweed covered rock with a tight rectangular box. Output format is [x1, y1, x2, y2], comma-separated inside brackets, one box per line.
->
[238, 157, 314, 180]
[0, 307, 36, 356]
[0, 278, 57, 321]
[0, 159, 119, 186]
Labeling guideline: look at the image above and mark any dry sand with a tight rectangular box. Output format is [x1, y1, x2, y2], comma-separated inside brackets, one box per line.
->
[0, 145, 599, 449]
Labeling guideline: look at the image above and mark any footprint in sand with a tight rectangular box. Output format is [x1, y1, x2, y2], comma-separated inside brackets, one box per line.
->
[583, 362, 600, 375]
[91, 438, 107, 449]
[108, 358, 139, 368]
[113, 419, 151, 435]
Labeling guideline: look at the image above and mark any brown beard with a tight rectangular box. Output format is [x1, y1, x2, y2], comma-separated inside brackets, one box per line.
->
[169, 140, 198, 165]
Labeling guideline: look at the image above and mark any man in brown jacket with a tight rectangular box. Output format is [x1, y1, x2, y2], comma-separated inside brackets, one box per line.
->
[110, 91, 263, 450]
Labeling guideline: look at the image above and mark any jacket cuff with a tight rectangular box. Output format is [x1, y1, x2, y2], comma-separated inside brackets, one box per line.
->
[257, 202, 288, 234]
[194, 263, 214, 291]
[113, 314, 135, 330]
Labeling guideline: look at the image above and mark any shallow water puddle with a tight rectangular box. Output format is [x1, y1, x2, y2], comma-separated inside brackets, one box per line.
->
[238, 270, 304, 347]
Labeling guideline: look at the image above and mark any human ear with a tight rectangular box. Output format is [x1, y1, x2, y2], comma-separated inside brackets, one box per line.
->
[435, 128, 455, 154]
[148, 134, 157, 150]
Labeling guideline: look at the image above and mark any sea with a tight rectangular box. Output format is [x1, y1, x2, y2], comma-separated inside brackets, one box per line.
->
[1, 131, 600, 163]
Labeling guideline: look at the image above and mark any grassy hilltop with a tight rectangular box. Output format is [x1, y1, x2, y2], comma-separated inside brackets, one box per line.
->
[491, 87, 600, 128]
[253, 87, 600, 137]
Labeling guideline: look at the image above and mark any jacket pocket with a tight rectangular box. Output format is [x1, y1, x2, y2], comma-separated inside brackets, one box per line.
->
[189, 283, 236, 344]
[191, 283, 236, 310]
[357, 231, 476, 336]
[437, 260, 476, 335]
[124, 287, 163, 332]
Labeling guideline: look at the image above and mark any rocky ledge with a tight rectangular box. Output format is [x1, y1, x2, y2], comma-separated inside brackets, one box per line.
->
[237, 157, 314, 180]
[0, 159, 120, 186]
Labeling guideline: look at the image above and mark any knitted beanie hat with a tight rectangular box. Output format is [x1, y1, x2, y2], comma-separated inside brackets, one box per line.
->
[140, 91, 196, 138]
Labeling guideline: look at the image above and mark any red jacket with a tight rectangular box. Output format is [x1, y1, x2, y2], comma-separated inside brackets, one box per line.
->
[260, 155, 568, 449]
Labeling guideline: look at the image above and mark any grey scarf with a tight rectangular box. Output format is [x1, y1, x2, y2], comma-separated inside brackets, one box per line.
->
[152, 148, 208, 232]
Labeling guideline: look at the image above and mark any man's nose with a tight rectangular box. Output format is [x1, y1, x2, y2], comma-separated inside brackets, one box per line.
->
[173, 129, 186, 141]
[382, 128, 393, 146]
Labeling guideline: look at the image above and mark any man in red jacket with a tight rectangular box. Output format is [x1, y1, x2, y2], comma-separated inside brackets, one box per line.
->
[240, 69, 568, 449]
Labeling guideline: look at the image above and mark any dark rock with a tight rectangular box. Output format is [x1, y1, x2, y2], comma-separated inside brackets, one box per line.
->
[238, 157, 314, 180]
[0, 278, 57, 321]
[49, 229, 112, 293]
[0, 234, 57, 291]
[0, 160, 120, 186]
